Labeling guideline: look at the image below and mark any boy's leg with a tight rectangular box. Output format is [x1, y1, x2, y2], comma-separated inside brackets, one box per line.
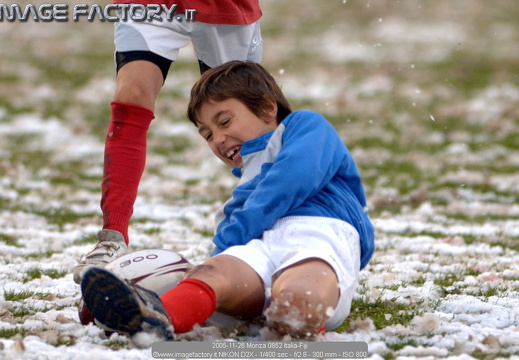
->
[258, 217, 362, 338]
[160, 255, 265, 333]
[81, 255, 264, 338]
[266, 258, 340, 338]
[72, 60, 163, 284]
[113, 60, 164, 111]
[99, 16, 178, 244]
[188, 255, 266, 318]
[101, 17, 187, 242]
[100, 60, 164, 240]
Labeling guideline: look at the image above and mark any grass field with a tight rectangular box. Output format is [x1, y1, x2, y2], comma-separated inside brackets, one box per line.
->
[0, 1, 518, 358]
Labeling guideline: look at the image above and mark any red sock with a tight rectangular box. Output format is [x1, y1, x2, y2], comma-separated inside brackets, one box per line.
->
[101, 101, 154, 244]
[160, 279, 217, 333]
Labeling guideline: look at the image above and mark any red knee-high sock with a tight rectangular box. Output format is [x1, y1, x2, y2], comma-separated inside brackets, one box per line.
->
[101, 101, 154, 243]
[160, 279, 217, 333]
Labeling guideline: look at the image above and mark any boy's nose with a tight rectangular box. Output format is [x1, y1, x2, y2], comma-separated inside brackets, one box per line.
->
[213, 130, 226, 144]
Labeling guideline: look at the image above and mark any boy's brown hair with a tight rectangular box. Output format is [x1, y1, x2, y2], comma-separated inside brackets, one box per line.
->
[187, 61, 292, 126]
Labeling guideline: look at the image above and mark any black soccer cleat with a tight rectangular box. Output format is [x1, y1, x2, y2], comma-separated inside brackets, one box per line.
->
[80, 266, 174, 347]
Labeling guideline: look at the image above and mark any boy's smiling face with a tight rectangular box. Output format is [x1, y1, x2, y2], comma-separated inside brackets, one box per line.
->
[196, 98, 278, 168]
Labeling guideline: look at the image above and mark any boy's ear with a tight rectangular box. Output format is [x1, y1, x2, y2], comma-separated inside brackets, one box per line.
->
[264, 100, 278, 123]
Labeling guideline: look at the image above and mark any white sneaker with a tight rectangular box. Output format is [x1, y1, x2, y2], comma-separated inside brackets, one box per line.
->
[73, 230, 128, 284]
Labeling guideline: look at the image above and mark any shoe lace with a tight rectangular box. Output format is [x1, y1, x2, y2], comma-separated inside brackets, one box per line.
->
[88, 241, 121, 258]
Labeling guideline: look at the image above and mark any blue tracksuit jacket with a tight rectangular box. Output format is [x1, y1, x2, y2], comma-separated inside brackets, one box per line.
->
[211, 110, 375, 269]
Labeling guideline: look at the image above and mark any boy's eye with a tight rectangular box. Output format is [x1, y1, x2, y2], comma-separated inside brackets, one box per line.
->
[201, 131, 212, 141]
[220, 118, 231, 126]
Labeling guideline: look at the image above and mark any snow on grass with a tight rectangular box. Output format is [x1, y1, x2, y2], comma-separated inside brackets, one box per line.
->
[0, 0, 518, 358]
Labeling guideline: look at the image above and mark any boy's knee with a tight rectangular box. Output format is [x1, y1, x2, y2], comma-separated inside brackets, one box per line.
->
[265, 259, 339, 337]
[114, 80, 155, 109]
[265, 287, 332, 338]
[185, 264, 227, 284]
[114, 63, 163, 109]
[184, 264, 233, 304]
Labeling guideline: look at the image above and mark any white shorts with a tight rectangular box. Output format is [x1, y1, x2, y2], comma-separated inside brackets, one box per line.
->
[114, 11, 262, 68]
[219, 216, 361, 330]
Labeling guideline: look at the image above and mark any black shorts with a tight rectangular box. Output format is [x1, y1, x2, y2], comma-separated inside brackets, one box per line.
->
[115, 51, 211, 81]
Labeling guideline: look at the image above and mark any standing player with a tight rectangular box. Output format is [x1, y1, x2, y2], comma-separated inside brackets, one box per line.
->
[73, 1, 263, 283]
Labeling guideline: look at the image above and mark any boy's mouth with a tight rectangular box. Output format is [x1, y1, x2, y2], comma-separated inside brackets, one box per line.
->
[225, 146, 241, 161]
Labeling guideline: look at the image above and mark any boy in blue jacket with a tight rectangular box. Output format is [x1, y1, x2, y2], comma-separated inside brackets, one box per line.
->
[81, 61, 375, 345]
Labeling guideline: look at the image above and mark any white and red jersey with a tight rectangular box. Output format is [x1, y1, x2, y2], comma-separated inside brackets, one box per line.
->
[112, 0, 262, 25]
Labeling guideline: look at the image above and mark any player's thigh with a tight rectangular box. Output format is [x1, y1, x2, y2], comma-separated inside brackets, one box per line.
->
[186, 255, 265, 319]
[272, 258, 339, 310]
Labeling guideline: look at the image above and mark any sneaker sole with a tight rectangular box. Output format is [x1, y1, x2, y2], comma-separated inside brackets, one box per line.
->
[81, 267, 146, 335]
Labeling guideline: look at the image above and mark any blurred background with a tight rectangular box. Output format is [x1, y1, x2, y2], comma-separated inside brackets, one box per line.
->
[0, 0, 518, 356]
[1, 0, 517, 220]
